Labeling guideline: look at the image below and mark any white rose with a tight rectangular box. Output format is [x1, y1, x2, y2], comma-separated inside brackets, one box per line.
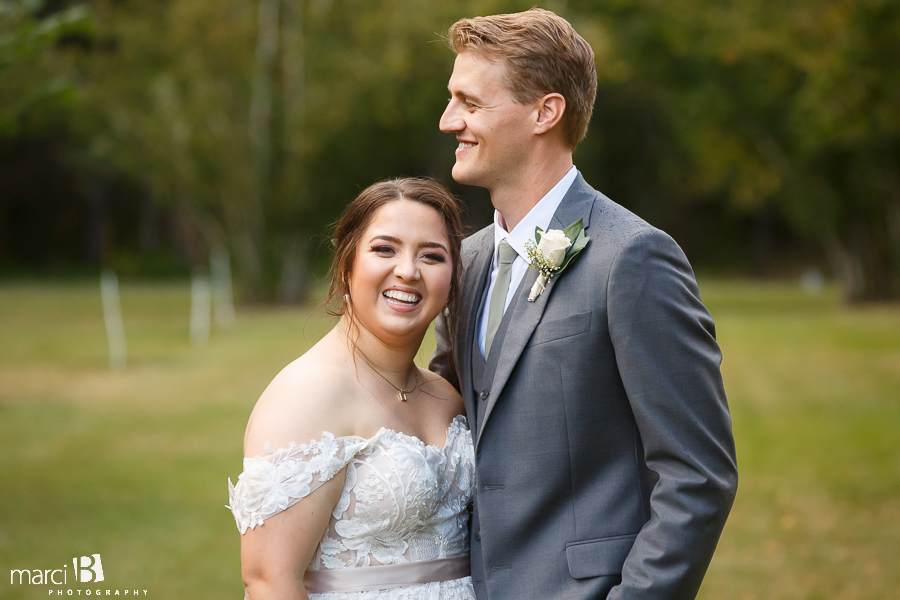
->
[536, 229, 572, 267]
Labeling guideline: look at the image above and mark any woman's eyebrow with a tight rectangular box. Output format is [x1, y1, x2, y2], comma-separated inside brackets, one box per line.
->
[369, 235, 448, 253]
[369, 235, 402, 244]
[419, 241, 449, 252]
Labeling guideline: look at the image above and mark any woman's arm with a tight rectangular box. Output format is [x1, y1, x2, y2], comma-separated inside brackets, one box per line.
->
[238, 355, 357, 600]
[240, 469, 345, 600]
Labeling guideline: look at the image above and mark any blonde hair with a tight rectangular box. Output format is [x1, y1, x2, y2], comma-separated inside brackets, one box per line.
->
[447, 8, 597, 148]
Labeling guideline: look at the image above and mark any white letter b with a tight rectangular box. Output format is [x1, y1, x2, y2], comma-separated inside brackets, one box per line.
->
[78, 555, 104, 583]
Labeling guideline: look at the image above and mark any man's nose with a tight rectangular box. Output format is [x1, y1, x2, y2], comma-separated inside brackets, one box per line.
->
[439, 101, 463, 133]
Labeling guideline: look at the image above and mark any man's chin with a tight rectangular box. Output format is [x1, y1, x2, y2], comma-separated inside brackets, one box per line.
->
[451, 163, 483, 187]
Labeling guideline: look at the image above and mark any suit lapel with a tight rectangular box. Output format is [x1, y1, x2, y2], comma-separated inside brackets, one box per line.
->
[459, 231, 494, 427]
[476, 174, 597, 450]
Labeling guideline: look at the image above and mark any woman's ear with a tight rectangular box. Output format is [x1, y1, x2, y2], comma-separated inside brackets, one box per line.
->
[534, 93, 566, 136]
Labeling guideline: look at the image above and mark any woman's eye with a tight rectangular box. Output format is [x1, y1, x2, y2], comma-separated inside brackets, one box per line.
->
[422, 252, 446, 263]
[371, 245, 394, 254]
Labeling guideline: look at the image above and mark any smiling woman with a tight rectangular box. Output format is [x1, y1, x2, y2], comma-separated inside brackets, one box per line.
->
[327, 179, 464, 334]
[346, 201, 452, 345]
[228, 178, 476, 600]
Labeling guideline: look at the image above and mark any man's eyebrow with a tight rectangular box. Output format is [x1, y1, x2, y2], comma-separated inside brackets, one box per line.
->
[449, 88, 485, 105]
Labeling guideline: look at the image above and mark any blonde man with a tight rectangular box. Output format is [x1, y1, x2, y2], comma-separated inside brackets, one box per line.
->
[431, 9, 737, 600]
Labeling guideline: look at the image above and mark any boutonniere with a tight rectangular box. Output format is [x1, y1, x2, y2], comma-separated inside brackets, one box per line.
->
[524, 218, 590, 301]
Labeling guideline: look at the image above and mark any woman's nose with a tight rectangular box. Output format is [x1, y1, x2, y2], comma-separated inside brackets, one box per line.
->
[394, 254, 420, 280]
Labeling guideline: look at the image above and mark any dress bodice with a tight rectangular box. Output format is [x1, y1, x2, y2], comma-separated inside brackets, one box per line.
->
[228, 415, 475, 599]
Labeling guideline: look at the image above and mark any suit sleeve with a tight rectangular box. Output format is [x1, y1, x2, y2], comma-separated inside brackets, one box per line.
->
[429, 310, 460, 392]
[605, 229, 738, 600]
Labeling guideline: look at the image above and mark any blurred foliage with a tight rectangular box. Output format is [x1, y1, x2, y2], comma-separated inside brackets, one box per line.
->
[0, 0, 91, 137]
[589, 0, 900, 302]
[1, 0, 898, 301]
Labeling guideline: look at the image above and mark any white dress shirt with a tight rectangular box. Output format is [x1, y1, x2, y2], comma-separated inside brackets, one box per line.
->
[477, 166, 579, 356]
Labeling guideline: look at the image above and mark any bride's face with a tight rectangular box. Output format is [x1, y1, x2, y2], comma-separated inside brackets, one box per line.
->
[348, 200, 453, 345]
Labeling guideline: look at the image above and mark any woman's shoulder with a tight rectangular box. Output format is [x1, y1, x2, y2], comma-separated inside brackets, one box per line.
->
[243, 351, 359, 458]
[418, 367, 464, 414]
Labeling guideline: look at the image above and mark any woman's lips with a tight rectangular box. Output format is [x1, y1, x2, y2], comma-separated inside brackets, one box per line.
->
[382, 289, 422, 312]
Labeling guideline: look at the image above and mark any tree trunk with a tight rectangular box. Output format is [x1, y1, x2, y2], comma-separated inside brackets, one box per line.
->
[277, 0, 310, 303]
[824, 215, 898, 303]
[278, 232, 309, 303]
[245, 0, 281, 301]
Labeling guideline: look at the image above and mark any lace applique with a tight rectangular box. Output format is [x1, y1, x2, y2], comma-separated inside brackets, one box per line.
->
[227, 415, 475, 576]
[227, 432, 372, 534]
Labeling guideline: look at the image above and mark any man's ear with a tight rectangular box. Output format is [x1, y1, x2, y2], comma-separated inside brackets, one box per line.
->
[534, 93, 566, 136]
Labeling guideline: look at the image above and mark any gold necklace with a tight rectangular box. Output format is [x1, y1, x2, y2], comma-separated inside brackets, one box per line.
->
[358, 353, 419, 402]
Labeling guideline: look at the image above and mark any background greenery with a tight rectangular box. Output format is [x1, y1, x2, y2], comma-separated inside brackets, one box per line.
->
[1, 280, 898, 599]
[2, 0, 899, 300]
[3, 1, 899, 598]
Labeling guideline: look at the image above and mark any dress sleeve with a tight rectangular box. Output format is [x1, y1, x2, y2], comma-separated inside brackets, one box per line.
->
[227, 433, 369, 534]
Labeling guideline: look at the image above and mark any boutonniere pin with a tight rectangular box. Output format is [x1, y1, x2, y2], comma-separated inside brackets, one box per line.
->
[524, 218, 590, 301]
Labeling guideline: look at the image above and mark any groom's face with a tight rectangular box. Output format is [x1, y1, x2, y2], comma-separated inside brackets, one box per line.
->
[440, 52, 537, 190]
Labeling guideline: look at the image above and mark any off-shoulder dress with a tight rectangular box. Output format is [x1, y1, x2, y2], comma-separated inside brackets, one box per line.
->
[228, 415, 475, 599]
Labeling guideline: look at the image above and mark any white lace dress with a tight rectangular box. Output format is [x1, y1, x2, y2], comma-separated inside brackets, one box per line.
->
[228, 415, 475, 600]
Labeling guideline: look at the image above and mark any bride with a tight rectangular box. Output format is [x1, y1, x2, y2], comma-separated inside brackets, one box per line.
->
[227, 178, 474, 599]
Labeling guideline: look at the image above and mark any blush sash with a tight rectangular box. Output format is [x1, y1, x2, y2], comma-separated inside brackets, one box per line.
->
[304, 555, 470, 593]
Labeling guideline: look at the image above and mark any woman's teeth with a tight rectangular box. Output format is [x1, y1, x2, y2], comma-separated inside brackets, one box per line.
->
[458, 142, 476, 149]
[383, 290, 421, 305]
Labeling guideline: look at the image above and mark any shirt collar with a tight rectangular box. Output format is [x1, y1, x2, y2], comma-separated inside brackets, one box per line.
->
[492, 166, 578, 260]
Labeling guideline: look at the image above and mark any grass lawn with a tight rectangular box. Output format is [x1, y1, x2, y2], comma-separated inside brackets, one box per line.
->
[0, 279, 897, 599]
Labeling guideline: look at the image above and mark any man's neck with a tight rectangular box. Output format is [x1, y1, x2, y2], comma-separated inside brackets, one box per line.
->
[491, 152, 574, 231]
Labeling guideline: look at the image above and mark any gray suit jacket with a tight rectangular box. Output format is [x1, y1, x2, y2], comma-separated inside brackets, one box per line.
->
[430, 175, 737, 599]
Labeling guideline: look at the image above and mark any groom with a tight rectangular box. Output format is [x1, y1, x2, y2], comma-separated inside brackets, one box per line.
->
[430, 9, 738, 600]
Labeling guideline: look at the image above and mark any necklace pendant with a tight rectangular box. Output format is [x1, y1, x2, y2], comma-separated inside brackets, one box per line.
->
[399, 391, 408, 402]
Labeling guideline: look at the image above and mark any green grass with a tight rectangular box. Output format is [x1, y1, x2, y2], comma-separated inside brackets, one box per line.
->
[697, 280, 900, 600]
[1, 279, 898, 599]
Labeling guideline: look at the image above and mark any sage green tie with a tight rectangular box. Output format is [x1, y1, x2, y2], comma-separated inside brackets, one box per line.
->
[484, 239, 517, 358]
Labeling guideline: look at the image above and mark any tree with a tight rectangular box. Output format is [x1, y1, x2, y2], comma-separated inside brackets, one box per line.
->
[70, 0, 472, 301]
[582, 0, 900, 300]
[0, 0, 92, 138]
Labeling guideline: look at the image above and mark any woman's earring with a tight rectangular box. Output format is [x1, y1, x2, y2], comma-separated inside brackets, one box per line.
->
[443, 306, 450, 317]
[344, 294, 350, 303]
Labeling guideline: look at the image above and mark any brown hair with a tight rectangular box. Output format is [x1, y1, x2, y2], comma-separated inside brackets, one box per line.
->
[447, 8, 597, 148]
[326, 178, 464, 339]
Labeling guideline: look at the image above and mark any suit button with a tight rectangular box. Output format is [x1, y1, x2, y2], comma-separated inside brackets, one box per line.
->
[474, 531, 481, 541]
[479, 390, 489, 401]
